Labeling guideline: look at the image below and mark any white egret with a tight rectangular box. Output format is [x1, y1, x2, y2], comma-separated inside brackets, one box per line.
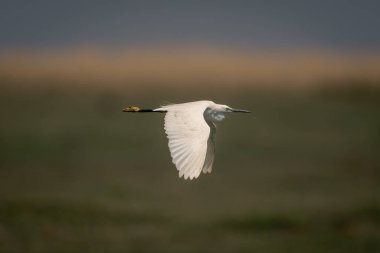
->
[123, 100, 250, 180]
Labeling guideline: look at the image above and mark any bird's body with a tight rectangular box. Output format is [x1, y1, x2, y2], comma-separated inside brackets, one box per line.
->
[157, 101, 219, 180]
[123, 100, 249, 180]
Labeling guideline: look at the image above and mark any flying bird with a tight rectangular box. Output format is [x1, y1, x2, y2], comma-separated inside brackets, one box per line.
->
[123, 100, 250, 180]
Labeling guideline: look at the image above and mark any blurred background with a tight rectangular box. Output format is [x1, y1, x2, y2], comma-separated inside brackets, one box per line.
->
[0, 1, 379, 252]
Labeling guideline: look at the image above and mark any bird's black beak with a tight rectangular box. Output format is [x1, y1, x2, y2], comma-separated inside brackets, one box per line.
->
[230, 108, 251, 113]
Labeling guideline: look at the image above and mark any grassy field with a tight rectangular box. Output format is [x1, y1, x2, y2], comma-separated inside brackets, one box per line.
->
[0, 82, 379, 253]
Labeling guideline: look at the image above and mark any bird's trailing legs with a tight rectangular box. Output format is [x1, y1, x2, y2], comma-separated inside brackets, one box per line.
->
[122, 106, 166, 113]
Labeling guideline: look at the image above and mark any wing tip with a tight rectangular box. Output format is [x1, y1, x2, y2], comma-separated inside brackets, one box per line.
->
[178, 171, 201, 180]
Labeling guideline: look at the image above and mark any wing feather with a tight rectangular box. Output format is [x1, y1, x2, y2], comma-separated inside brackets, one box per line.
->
[202, 122, 216, 174]
[163, 105, 211, 179]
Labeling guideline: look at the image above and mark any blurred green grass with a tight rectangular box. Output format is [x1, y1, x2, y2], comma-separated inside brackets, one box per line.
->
[0, 81, 379, 253]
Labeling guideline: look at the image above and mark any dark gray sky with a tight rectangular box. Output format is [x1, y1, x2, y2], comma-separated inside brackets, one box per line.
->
[1, 0, 379, 50]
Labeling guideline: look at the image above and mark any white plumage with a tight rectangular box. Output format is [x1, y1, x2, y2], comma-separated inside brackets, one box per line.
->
[158, 101, 215, 180]
[123, 100, 250, 180]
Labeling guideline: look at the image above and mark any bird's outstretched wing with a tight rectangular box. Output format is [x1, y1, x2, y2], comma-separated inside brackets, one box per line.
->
[164, 106, 211, 180]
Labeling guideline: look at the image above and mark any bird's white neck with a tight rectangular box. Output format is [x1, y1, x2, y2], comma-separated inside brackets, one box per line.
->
[204, 108, 226, 123]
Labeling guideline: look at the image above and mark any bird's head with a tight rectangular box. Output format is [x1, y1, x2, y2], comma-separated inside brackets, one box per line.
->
[215, 104, 250, 113]
[206, 104, 250, 122]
